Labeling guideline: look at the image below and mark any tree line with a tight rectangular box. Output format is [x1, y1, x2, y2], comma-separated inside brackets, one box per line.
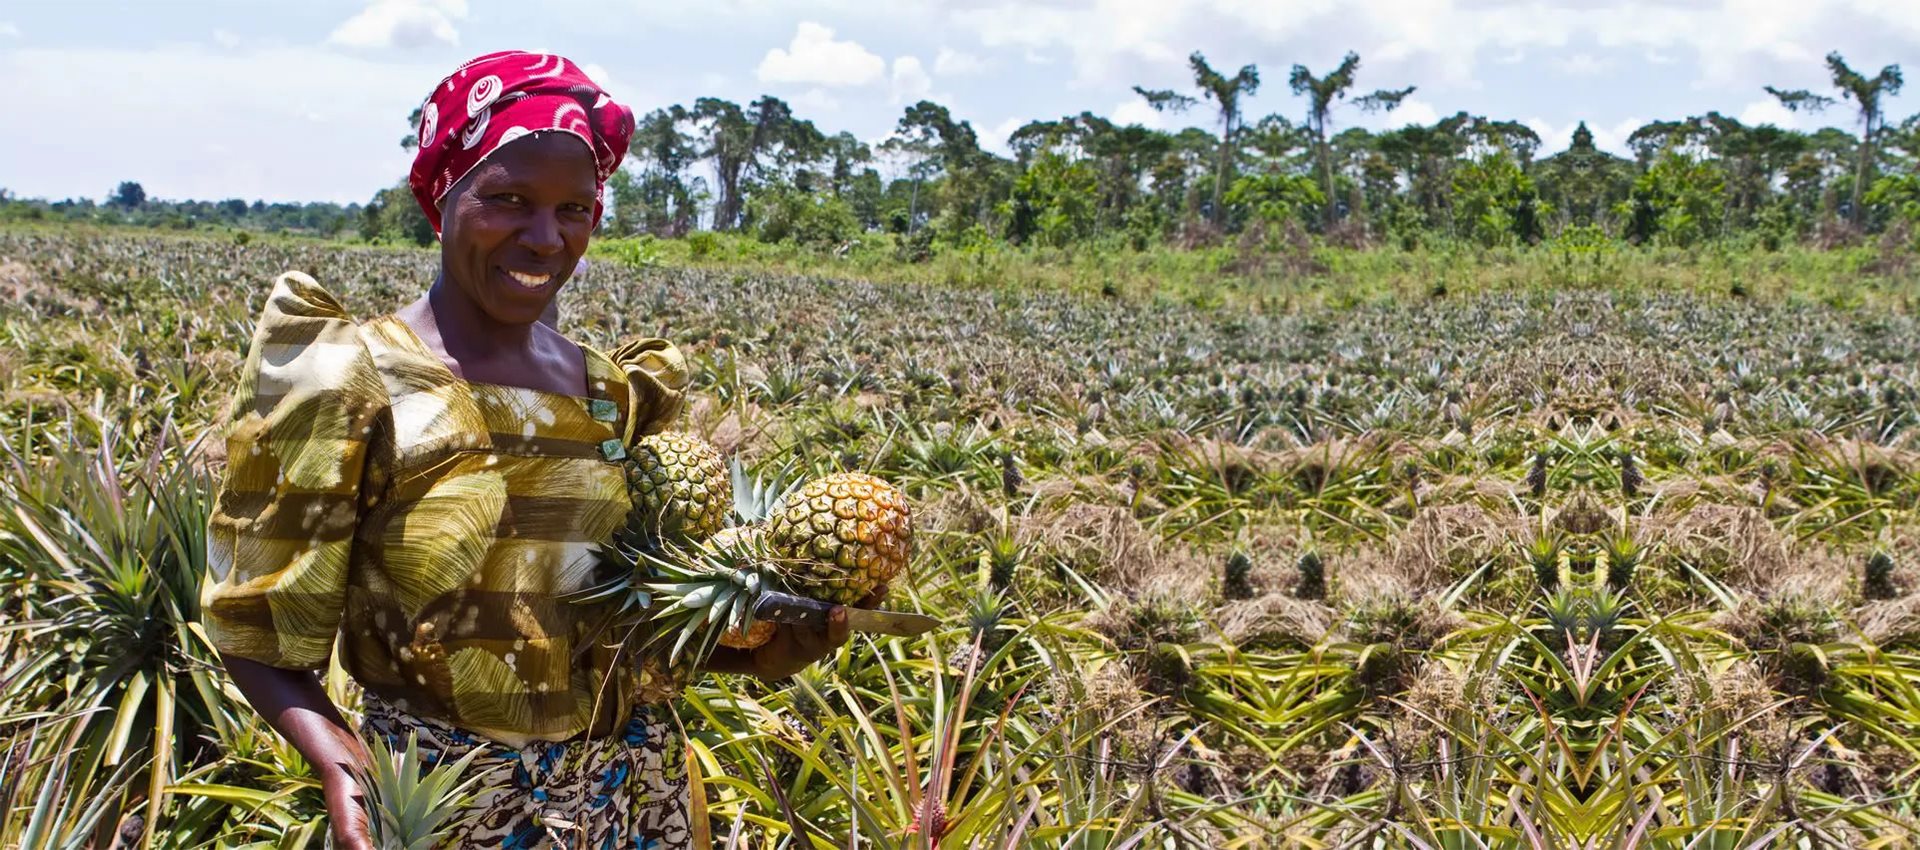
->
[7, 50, 1911, 256]
[571, 49, 1913, 254]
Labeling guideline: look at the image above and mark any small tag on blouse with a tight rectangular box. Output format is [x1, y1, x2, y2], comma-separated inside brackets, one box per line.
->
[600, 438, 627, 461]
[588, 398, 619, 422]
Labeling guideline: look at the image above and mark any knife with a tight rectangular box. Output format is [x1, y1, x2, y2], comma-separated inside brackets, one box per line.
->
[752, 590, 941, 637]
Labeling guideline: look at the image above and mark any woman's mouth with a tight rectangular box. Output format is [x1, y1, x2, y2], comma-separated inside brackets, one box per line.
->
[503, 268, 553, 289]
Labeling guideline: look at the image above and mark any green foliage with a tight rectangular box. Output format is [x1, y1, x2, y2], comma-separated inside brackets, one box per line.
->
[1223, 172, 1323, 228]
[360, 181, 434, 246]
[1451, 149, 1550, 246]
[747, 187, 858, 248]
[1003, 149, 1098, 247]
[1619, 150, 1727, 247]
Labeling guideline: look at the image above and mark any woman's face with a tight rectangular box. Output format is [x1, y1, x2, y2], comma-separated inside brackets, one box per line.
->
[438, 132, 597, 327]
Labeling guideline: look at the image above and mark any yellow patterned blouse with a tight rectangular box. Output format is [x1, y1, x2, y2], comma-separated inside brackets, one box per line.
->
[202, 272, 689, 746]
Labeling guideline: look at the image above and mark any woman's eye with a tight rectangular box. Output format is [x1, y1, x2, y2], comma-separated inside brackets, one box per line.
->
[493, 193, 525, 205]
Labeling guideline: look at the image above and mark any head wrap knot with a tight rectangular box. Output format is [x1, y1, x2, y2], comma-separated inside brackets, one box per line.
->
[408, 51, 634, 235]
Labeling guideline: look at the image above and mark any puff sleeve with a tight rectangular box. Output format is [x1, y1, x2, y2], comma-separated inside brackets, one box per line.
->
[201, 272, 386, 670]
[607, 337, 690, 443]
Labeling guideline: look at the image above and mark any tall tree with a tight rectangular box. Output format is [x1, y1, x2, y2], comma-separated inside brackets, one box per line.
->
[627, 105, 700, 235]
[1289, 52, 1415, 225]
[888, 100, 983, 235]
[1133, 51, 1261, 227]
[110, 181, 146, 209]
[1767, 51, 1904, 225]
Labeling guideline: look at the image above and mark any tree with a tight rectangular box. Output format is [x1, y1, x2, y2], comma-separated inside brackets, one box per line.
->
[887, 100, 985, 237]
[689, 97, 810, 231]
[110, 181, 146, 209]
[360, 181, 434, 245]
[626, 106, 700, 235]
[1767, 51, 1904, 225]
[1133, 51, 1260, 228]
[1451, 149, 1548, 246]
[1288, 52, 1415, 225]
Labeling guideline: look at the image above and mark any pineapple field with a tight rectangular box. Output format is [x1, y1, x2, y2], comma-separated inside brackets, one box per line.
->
[2, 226, 1919, 847]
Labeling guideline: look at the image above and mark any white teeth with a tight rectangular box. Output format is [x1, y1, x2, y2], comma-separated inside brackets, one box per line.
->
[506, 270, 551, 288]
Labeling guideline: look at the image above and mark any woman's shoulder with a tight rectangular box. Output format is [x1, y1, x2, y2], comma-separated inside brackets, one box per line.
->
[259, 271, 356, 325]
[592, 336, 689, 440]
[238, 272, 386, 411]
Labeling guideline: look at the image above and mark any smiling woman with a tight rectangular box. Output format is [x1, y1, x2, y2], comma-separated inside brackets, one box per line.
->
[200, 51, 854, 850]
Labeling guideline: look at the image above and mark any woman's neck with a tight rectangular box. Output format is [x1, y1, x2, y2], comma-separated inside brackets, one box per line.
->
[409, 274, 541, 366]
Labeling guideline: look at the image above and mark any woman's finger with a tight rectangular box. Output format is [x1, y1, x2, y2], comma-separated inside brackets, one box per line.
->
[826, 604, 851, 646]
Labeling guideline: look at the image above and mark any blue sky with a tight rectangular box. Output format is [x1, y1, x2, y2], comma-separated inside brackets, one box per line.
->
[2, 0, 1916, 205]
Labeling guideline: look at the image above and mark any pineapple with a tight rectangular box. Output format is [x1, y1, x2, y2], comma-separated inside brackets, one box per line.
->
[621, 432, 731, 542]
[585, 468, 916, 669]
[765, 472, 913, 605]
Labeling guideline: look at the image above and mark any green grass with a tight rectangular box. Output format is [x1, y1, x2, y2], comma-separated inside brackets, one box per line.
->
[0, 225, 1916, 846]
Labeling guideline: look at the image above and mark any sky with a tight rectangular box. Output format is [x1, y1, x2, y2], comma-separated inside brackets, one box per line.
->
[1, 0, 1916, 206]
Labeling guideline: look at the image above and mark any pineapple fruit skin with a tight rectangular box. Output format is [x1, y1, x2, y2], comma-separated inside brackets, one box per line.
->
[719, 619, 776, 649]
[766, 472, 912, 605]
[625, 433, 731, 540]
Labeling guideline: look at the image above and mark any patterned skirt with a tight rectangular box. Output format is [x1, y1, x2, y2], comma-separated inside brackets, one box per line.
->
[359, 693, 692, 849]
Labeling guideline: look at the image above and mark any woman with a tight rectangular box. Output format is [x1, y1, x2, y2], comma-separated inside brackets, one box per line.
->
[202, 51, 850, 849]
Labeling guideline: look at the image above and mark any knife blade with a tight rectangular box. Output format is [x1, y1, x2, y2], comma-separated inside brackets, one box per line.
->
[752, 590, 940, 637]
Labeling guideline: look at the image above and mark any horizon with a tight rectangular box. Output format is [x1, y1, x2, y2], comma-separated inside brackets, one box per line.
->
[2, 0, 1915, 206]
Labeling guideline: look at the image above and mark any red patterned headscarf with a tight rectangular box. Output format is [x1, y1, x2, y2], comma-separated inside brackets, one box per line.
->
[408, 51, 635, 235]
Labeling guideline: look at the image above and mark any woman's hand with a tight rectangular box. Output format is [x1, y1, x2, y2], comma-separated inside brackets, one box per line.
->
[322, 772, 375, 850]
[221, 654, 375, 850]
[706, 589, 885, 680]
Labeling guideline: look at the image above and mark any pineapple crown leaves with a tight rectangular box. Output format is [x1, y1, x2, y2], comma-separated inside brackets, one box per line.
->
[730, 456, 800, 525]
[353, 733, 490, 850]
[638, 532, 813, 668]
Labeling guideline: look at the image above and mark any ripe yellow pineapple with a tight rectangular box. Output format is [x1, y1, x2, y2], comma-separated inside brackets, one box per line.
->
[765, 472, 913, 605]
[623, 432, 730, 541]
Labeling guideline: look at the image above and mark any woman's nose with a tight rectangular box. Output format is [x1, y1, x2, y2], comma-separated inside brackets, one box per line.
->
[519, 209, 564, 254]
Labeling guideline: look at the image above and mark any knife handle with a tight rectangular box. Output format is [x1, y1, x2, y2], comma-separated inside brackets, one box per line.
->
[753, 590, 833, 629]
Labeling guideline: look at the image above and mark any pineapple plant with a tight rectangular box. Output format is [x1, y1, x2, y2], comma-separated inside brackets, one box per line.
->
[1865, 551, 1898, 600]
[1526, 533, 1563, 590]
[1223, 551, 1255, 601]
[981, 531, 1023, 592]
[1293, 551, 1325, 600]
[354, 734, 489, 850]
[1603, 533, 1641, 590]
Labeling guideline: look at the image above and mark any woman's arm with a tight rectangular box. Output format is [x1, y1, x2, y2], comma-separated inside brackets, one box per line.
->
[222, 654, 374, 850]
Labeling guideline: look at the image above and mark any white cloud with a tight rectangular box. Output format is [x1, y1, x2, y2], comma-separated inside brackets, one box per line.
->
[756, 21, 885, 87]
[1110, 98, 1167, 130]
[1737, 97, 1803, 129]
[982, 116, 1024, 155]
[890, 55, 933, 104]
[1382, 97, 1439, 129]
[327, 0, 467, 49]
[582, 62, 616, 90]
[0, 44, 446, 203]
[1527, 116, 1645, 156]
[934, 47, 988, 76]
[794, 87, 842, 112]
[211, 29, 241, 49]
[0, 22, 20, 38]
